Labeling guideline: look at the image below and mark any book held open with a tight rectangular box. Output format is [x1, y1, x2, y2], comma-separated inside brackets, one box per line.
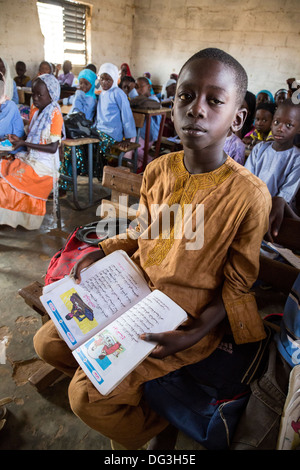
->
[40, 250, 187, 395]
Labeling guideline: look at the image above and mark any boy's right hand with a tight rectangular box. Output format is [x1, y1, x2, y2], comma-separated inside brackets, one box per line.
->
[70, 249, 105, 284]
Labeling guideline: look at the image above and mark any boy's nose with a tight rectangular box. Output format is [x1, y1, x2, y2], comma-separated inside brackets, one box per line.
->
[187, 97, 206, 118]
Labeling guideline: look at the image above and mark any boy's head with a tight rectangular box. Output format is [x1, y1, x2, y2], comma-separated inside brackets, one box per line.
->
[256, 90, 274, 106]
[254, 102, 275, 135]
[39, 61, 52, 75]
[15, 61, 26, 77]
[173, 48, 248, 152]
[272, 99, 300, 147]
[136, 77, 151, 97]
[120, 75, 136, 95]
[275, 89, 288, 106]
[63, 60, 72, 74]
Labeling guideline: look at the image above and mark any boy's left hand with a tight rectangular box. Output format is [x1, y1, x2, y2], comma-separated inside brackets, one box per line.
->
[140, 330, 194, 359]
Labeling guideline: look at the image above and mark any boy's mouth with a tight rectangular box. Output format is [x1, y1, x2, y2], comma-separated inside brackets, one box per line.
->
[182, 125, 207, 136]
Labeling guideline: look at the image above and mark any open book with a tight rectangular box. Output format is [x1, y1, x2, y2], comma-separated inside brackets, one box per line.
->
[40, 250, 187, 395]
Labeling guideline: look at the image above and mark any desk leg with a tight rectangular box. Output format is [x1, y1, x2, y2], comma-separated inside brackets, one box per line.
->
[88, 143, 93, 204]
[155, 113, 167, 159]
[142, 115, 151, 171]
[71, 146, 80, 209]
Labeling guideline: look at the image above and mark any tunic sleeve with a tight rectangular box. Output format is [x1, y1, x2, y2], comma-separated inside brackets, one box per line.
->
[222, 185, 272, 344]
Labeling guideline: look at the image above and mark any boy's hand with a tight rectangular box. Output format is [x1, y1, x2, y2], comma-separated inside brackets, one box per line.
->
[70, 249, 105, 284]
[264, 196, 286, 243]
[8, 134, 26, 150]
[140, 330, 195, 359]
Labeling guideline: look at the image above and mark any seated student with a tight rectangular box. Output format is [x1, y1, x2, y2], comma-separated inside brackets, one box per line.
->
[119, 63, 132, 84]
[223, 130, 246, 165]
[130, 76, 162, 169]
[119, 75, 138, 99]
[160, 79, 177, 103]
[275, 88, 288, 107]
[34, 48, 272, 450]
[243, 102, 275, 148]
[14, 61, 31, 88]
[94, 62, 136, 161]
[143, 72, 155, 95]
[0, 74, 63, 230]
[0, 72, 24, 142]
[245, 99, 300, 223]
[0, 57, 19, 104]
[26, 61, 53, 88]
[59, 68, 98, 190]
[256, 89, 274, 106]
[55, 60, 75, 87]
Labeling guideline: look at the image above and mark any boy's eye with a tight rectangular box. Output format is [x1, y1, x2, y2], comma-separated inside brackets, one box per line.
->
[273, 120, 278, 125]
[286, 123, 293, 128]
[178, 92, 192, 101]
[208, 98, 223, 105]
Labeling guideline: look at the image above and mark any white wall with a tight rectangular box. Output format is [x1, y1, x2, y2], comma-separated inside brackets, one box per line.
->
[131, 0, 300, 96]
[0, 0, 299, 97]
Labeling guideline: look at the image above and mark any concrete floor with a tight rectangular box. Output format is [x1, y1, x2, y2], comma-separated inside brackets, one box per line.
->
[0, 175, 287, 451]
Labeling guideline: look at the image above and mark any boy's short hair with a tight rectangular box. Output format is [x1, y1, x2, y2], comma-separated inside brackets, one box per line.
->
[256, 102, 276, 115]
[179, 48, 248, 107]
[276, 98, 300, 121]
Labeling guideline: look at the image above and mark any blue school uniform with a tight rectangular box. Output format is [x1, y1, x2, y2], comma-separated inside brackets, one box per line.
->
[0, 100, 24, 151]
[140, 95, 161, 142]
[95, 87, 136, 142]
[69, 90, 97, 121]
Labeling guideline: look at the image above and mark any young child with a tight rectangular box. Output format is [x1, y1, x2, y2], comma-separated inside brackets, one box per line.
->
[130, 76, 162, 168]
[0, 74, 63, 230]
[256, 89, 274, 106]
[33, 48, 272, 450]
[236, 90, 256, 139]
[243, 102, 275, 148]
[94, 62, 136, 159]
[56, 60, 74, 87]
[60, 68, 98, 190]
[245, 99, 300, 239]
[14, 61, 31, 88]
[275, 88, 288, 107]
[119, 75, 138, 99]
[26, 61, 53, 88]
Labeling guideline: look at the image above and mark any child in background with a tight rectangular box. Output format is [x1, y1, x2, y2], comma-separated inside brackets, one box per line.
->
[55, 60, 75, 87]
[235, 90, 256, 139]
[143, 72, 155, 95]
[26, 61, 53, 88]
[243, 102, 275, 148]
[0, 72, 24, 142]
[160, 78, 177, 103]
[95, 63, 136, 161]
[60, 68, 98, 190]
[34, 48, 271, 450]
[275, 89, 288, 107]
[0, 74, 63, 230]
[120, 75, 138, 100]
[0, 57, 19, 104]
[245, 99, 300, 221]
[14, 61, 31, 88]
[256, 89, 274, 106]
[131, 76, 162, 169]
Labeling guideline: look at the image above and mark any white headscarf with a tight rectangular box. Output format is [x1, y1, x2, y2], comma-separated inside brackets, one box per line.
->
[98, 63, 119, 92]
[0, 57, 14, 100]
[161, 79, 177, 100]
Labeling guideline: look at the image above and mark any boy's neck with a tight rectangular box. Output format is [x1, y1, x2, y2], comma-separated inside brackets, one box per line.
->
[183, 144, 227, 174]
[272, 140, 294, 152]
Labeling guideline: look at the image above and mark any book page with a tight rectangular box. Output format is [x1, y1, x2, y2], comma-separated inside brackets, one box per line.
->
[40, 250, 151, 350]
[72, 289, 187, 396]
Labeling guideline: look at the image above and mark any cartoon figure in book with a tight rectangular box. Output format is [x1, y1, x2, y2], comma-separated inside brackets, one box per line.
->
[65, 292, 94, 322]
[88, 331, 125, 362]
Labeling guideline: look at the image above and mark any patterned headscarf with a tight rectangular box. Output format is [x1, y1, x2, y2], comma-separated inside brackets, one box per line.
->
[78, 68, 97, 97]
[98, 63, 119, 91]
[27, 74, 62, 145]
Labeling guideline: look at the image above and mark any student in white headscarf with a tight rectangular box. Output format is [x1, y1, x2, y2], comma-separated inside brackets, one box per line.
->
[95, 63, 136, 156]
[160, 78, 177, 103]
[0, 57, 19, 104]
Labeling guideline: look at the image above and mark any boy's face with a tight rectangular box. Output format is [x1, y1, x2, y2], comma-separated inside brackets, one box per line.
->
[256, 92, 271, 105]
[136, 79, 151, 97]
[272, 106, 300, 146]
[255, 109, 273, 134]
[121, 79, 131, 95]
[63, 61, 72, 74]
[172, 58, 245, 153]
[39, 62, 51, 75]
[16, 64, 26, 77]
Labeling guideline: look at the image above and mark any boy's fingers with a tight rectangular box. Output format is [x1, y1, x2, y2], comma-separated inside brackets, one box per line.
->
[140, 332, 161, 342]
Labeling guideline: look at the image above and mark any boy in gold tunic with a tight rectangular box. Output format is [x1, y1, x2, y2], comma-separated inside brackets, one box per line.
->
[34, 49, 271, 449]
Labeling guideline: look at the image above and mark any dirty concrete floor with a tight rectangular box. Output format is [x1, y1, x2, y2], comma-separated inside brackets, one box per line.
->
[0, 175, 287, 451]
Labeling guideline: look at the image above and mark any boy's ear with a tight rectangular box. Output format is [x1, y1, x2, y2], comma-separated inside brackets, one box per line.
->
[231, 107, 248, 133]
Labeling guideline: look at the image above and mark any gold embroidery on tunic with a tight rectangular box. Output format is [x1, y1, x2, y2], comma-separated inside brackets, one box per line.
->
[144, 153, 233, 267]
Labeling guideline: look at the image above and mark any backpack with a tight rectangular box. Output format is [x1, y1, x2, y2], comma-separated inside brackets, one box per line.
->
[63, 112, 99, 139]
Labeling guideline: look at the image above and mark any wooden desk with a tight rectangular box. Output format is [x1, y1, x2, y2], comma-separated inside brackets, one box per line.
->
[132, 107, 171, 171]
[60, 104, 72, 115]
